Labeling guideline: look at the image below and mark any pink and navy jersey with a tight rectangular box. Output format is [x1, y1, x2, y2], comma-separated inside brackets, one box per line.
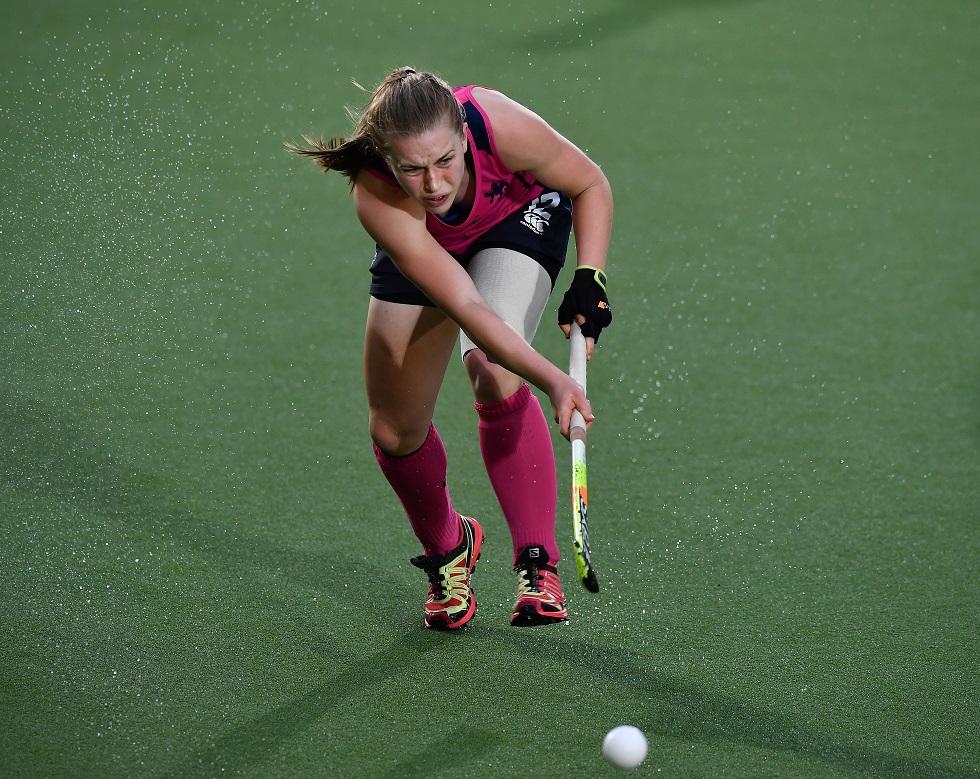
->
[367, 85, 546, 255]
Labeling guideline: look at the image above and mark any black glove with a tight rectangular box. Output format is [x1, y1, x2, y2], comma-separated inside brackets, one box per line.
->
[558, 265, 612, 342]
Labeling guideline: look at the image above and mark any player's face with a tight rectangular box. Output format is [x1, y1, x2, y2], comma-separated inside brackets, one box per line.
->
[386, 122, 470, 216]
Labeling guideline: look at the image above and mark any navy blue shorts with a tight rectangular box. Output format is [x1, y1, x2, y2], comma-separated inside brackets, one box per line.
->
[369, 190, 573, 306]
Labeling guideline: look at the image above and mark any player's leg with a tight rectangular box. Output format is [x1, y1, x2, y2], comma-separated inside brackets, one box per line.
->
[462, 248, 567, 625]
[461, 248, 561, 562]
[365, 295, 459, 548]
[365, 296, 483, 629]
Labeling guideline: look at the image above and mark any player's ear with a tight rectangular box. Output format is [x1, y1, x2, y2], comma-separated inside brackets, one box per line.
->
[461, 124, 468, 152]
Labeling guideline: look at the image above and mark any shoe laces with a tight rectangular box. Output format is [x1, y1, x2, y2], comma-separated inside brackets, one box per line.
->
[415, 550, 470, 603]
[516, 571, 536, 599]
[516, 563, 547, 596]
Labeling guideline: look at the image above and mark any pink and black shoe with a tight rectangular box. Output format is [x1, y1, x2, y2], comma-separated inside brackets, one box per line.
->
[511, 545, 568, 627]
[410, 516, 483, 630]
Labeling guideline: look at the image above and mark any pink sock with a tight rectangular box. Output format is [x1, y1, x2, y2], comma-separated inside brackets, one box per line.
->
[475, 383, 559, 565]
[373, 423, 462, 556]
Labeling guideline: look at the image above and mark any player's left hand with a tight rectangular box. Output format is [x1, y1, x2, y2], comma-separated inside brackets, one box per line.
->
[558, 265, 611, 359]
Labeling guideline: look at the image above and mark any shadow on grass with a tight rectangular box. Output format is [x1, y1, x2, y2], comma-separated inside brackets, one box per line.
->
[493, 628, 974, 779]
[4, 388, 972, 778]
[156, 621, 974, 779]
[0, 386, 498, 776]
[158, 629, 505, 779]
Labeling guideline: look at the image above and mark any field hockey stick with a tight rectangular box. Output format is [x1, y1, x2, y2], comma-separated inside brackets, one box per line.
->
[569, 322, 599, 593]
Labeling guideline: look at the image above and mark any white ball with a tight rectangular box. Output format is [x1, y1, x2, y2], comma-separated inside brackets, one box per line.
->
[602, 724, 648, 769]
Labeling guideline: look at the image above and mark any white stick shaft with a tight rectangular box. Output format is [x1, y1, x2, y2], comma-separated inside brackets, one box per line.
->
[569, 322, 587, 436]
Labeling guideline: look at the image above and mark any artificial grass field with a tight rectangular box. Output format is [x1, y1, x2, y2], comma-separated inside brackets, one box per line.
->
[2, 1, 977, 777]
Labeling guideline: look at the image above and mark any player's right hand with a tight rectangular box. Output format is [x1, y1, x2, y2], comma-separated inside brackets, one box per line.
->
[550, 373, 594, 440]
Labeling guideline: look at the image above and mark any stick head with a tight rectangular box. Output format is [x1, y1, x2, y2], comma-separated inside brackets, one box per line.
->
[574, 540, 600, 593]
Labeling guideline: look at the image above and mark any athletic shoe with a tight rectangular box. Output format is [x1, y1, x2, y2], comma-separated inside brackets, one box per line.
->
[409, 516, 483, 630]
[511, 545, 568, 627]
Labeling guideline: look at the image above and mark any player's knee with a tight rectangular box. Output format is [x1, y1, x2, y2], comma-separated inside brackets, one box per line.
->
[464, 350, 523, 404]
[368, 414, 429, 457]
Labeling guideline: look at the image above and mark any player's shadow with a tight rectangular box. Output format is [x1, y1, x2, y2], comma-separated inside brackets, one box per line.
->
[159, 627, 507, 779]
[6, 390, 970, 779]
[1, 388, 497, 777]
[492, 629, 973, 779]
[157, 622, 974, 779]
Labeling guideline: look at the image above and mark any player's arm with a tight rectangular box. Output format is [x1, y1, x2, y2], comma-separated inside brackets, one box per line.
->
[477, 87, 613, 275]
[351, 171, 593, 437]
[477, 88, 614, 356]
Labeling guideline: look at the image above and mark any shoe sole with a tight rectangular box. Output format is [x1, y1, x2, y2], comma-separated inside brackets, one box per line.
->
[425, 517, 483, 630]
[510, 604, 568, 627]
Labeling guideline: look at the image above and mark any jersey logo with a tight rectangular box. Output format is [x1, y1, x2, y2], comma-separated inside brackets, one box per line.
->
[521, 192, 561, 235]
[485, 180, 509, 204]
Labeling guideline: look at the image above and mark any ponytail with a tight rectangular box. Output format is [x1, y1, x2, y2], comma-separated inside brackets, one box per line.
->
[285, 133, 378, 181]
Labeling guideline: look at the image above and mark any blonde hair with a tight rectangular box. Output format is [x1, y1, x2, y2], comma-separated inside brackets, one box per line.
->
[287, 67, 465, 181]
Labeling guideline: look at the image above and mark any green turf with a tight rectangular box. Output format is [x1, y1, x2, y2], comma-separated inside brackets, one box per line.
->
[2, 1, 977, 777]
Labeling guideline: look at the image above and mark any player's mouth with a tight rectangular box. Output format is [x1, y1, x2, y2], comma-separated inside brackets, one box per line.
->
[424, 193, 449, 209]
